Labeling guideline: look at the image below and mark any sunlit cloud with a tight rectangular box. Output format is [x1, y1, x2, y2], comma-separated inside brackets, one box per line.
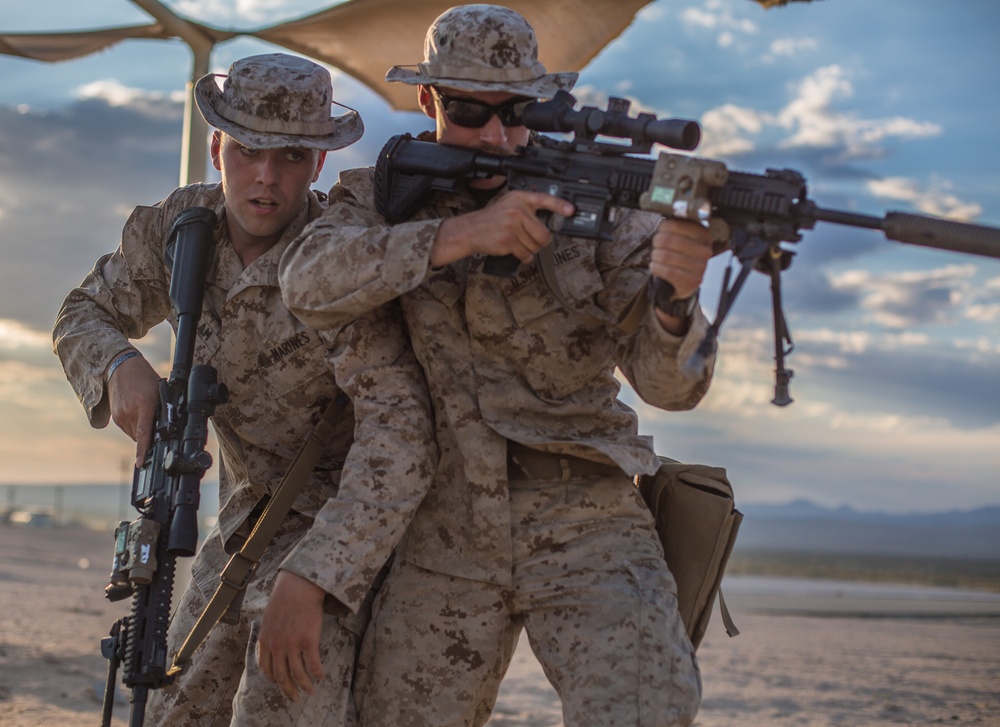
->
[776, 65, 942, 159]
[763, 37, 819, 62]
[955, 336, 1000, 355]
[637, 3, 668, 21]
[826, 409, 949, 434]
[680, 0, 759, 48]
[796, 327, 933, 351]
[626, 369, 1000, 510]
[699, 103, 770, 156]
[0, 319, 51, 351]
[0, 169, 23, 223]
[76, 80, 184, 119]
[569, 85, 667, 128]
[829, 264, 977, 328]
[173, 0, 294, 25]
[963, 277, 1000, 324]
[693, 65, 943, 163]
[866, 176, 983, 221]
[965, 304, 1000, 323]
[0, 361, 71, 414]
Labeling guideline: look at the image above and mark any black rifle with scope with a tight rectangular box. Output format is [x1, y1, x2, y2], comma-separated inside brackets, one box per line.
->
[100, 207, 228, 727]
[374, 90, 1000, 405]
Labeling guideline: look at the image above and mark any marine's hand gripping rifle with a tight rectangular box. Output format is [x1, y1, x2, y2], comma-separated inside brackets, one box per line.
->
[374, 91, 1000, 405]
[100, 207, 228, 727]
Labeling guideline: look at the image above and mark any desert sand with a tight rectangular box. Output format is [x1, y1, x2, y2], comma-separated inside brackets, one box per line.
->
[2, 523, 998, 727]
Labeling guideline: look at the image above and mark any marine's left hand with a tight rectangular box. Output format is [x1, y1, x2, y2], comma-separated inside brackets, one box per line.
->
[257, 570, 327, 701]
[649, 219, 714, 333]
[649, 218, 714, 301]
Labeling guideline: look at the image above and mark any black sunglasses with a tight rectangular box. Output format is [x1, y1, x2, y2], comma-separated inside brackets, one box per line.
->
[433, 89, 534, 128]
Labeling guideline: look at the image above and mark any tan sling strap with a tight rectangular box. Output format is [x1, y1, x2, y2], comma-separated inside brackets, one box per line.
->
[167, 402, 341, 676]
[617, 279, 651, 334]
[537, 244, 574, 310]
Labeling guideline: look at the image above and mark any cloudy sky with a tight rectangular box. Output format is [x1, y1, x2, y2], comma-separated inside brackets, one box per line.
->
[1, 0, 998, 513]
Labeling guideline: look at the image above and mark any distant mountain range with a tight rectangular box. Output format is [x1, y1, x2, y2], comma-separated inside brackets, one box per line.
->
[4, 484, 999, 562]
[736, 500, 1000, 561]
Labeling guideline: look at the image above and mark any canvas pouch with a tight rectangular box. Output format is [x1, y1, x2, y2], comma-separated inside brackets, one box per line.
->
[637, 456, 742, 650]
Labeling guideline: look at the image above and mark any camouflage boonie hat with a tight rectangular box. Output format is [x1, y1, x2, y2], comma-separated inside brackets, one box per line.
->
[195, 53, 363, 151]
[386, 4, 577, 98]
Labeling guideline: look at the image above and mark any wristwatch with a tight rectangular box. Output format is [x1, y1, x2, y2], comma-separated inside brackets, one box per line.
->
[653, 283, 700, 320]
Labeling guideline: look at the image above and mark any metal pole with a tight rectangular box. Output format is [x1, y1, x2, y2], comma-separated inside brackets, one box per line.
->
[180, 44, 212, 185]
[130, 0, 215, 185]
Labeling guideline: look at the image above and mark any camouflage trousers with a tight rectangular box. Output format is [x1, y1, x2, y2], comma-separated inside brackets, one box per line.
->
[145, 512, 366, 727]
[355, 471, 702, 727]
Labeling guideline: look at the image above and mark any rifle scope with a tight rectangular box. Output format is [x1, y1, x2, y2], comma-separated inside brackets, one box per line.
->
[522, 90, 701, 152]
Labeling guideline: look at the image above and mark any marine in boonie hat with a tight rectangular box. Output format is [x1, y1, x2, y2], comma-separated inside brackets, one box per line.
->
[386, 4, 577, 98]
[195, 53, 364, 151]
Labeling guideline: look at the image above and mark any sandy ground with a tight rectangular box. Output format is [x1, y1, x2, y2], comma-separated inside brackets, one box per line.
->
[2, 523, 998, 727]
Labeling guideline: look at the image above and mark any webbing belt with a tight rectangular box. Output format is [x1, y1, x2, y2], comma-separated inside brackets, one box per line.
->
[167, 403, 341, 677]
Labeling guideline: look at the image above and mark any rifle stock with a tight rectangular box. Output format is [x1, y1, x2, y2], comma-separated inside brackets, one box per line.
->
[373, 94, 1000, 405]
[101, 207, 228, 727]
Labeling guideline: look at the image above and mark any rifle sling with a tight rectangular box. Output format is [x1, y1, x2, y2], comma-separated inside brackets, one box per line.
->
[167, 402, 341, 677]
[537, 244, 574, 310]
[617, 279, 650, 334]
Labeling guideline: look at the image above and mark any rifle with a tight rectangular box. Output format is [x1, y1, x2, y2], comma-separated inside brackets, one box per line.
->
[374, 90, 1000, 405]
[100, 207, 228, 727]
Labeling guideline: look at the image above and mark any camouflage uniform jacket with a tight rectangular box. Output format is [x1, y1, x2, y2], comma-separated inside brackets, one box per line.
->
[54, 183, 435, 612]
[281, 164, 715, 585]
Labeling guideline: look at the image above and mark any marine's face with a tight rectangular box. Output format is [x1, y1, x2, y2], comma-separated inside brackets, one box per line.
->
[420, 85, 532, 189]
[212, 132, 325, 251]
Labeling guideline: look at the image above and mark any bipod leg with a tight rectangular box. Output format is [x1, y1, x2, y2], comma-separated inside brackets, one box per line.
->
[767, 246, 794, 406]
[685, 235, 767, 376]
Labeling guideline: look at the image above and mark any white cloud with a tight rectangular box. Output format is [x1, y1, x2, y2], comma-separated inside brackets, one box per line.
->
[75, 80, 185, 118]
[680, 6, 719, 29]
[0, 319, 51, 351]
[866, 176, 983, 221]
[0, 360, 70, 414]
[796, 326, 933, 352]
[965, 303, 1000, 323]
[825, 409, 947, 434]
[795, 326, 876, 354]
[692, 65, 944, 162]
[0, 172, 23, 223]
[627, 367, 1000, 510]
[172, 0, 295, 25]
[958, 335, 1000, 354]
[698, 103, 771, 156]
[637, 3, 668, 21]
[569, 85, 666, 125]
[680, 1, 759, 37]
[766, 37, 819, 59]
[776, 66, 942, 159]
[828, 264, 978, 328]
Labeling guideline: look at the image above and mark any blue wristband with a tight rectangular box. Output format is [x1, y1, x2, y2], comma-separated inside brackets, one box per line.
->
[106, 350, 141, 382]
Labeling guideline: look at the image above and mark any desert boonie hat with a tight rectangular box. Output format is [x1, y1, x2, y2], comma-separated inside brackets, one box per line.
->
[386, 4, 577, 98]
[195, 53, 363, 151]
